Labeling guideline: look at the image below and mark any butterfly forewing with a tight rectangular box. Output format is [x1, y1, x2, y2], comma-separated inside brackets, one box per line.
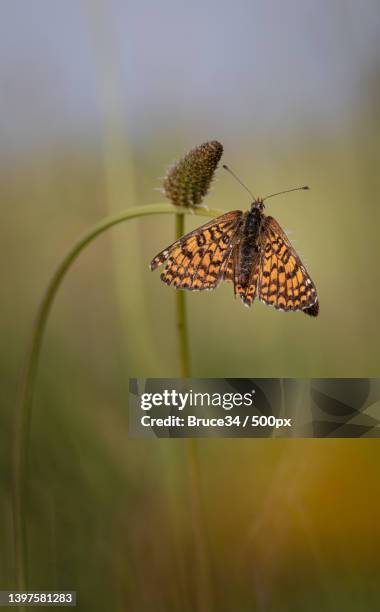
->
[150, 211, 243, 291]
[258, 216, 318, 314]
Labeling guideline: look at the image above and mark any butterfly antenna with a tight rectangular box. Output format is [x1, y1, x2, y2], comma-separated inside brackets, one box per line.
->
[263, 185, 309, 201]
[223, 164, 255, 200]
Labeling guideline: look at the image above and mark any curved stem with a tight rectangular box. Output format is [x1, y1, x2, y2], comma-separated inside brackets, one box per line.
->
[13, 202, 223, 593]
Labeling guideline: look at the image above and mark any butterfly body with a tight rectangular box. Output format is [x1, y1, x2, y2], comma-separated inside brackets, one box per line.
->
[150, 197, 319, 317]
[236, 200, 265, 292]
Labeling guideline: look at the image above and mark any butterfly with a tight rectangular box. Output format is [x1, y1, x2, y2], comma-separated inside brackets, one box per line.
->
[150, 189, 319, 317]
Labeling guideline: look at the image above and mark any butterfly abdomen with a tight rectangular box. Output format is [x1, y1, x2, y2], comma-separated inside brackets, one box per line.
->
[237, 210, 262, 288]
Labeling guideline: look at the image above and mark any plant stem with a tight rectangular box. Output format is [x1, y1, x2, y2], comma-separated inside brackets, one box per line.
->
[173, 214, 214, 611]
[175, 213, 190, 378]
[186, 438, 214, 612]
[13, 202, 223, 594]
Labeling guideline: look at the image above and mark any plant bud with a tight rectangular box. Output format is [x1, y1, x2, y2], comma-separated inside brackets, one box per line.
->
[163, 141, 223, 208]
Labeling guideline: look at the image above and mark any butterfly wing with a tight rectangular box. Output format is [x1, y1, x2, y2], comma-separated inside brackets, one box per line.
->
[223, 243, 241, 298]
[150, 211, 243, 291]
[222, 247, 236, 283]
[258, 216, 319, 316]
[237, 254, 261, 306]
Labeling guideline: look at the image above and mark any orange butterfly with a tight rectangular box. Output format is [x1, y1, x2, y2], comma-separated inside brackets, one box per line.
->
[150, 172, 319, 316]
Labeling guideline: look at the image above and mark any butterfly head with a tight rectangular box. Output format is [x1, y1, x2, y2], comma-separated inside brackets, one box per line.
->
[251, 197, 265, 213]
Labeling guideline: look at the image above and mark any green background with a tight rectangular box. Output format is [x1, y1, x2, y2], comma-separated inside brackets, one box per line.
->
[1, 1, 379, 610]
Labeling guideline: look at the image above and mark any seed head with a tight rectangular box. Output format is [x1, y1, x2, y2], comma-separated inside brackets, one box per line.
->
[163, 141, 223, 208]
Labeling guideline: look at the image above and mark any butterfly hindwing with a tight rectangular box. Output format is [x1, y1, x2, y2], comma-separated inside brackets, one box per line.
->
[258, 216, 319, 315]
[150, 211, 243, 291]
[222, 246, 236, 283]
[238, 254, 261, 306]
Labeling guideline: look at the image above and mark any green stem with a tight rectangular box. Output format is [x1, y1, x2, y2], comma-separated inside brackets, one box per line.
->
[186, 438, 214, 612]
[173, 215, 214, 610]
[13, 202, 223, 594]
[175, 213, 190, 377]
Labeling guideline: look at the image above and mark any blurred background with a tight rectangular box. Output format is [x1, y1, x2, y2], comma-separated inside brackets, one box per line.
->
[1, 0, 380, 609]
